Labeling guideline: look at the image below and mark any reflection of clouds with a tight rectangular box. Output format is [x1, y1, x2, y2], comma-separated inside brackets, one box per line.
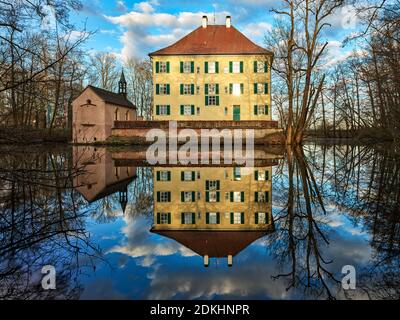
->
[107, 217, 195, 267]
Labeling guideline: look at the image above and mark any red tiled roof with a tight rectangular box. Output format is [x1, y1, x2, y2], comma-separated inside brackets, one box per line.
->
[149, 25, 273, 56]
[152, 230, 273, 257]
[87, 86, 136, 109]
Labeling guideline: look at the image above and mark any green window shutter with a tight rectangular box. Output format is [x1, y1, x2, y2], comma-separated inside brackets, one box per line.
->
[205, 62, 208, 74]
[264, 61, 268, 73]
[167, 84, 170, 95]
[241, 212, 245, 224]
[180, 62, 184, 73]
[168, 212, 171, 224]
[230, 212, 234, 224]
[180, 84, 184, 95]
[240, 61, 244, 73]
[166, 62, 170, 73]
[255, 192, 259, 202]
[255, 170, 259, 181]
[215, 62, 219, 73]
[156, 62, 160, 73]
[168, 192, 171, 202]
[205, 84, 209, 95]
[156, 171, 161, 181]
[206, 180, 210, 190]
[156, 105, 160, 116]
[254, 105, 258, 115]
[192, 192, 195, 202]
[266, 191, 269, 203]
[264, 83, 268, 94]
[216, 192, 220, 202]
[157, 192, 160, 202]
[230, 192, 234, 202]
[254, 83, 258, 94]
[216, 84, 219, 94]
[181, 171, 184, 181]
[191, 105, 195, 115]
[191, 61, 194, 73]
[192, 212, 196, 224]
[240, 83, 244, 94]
[229, 61, 233, 73]
[167, 105, 170, 115]
[265, 105, 269, 115]
[206, 212, 210, 224]
[266, 170, 269, 181]
[254, 61, 257, 73]
[216, 212, 220, 224]
[255, 212, 259, 224]
[156, 84, 160, 95]
[167, 171, 171, 181]
[191, 171, 195, 181]
[181, 192, 184, 202]
[181, 213, 185, 224]
[206, 192, 210, 202]
[216, 181, 220, 190]
[216, 96, 220, 106]
[241, 192, 245, 202]
[180, 105, 184, 115]
[191, 84, 194, 95]
[157, 212, 161, 224]
[229, 84, 233, 94]
[205, 96, 209, 106]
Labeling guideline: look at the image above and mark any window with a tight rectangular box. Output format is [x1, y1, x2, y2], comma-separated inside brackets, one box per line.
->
[224, 107, 228, 115]
[183, 84, 192, 95]
[254, 83, 268, 95]
[207, 191, 220, 203]
[197, 107, 201, 115]
[230, 83, 244, 96]
[158, 171, 170, 181]
[184, 105, 192, 116]
[182, 212, 195, 225]
[255, 170, 269, 181]
[182, 191, 195, 202]
[207, 212, 219, 225]
[256, 212, 267, 224]
[114, 109, 119, 121]
[182, 61, 193, 73]
[232, 61, 241, 73]
[156, 84, 170, 95]
[231, 191, 244, 203]
[232, 212, 244, 224]
[233, 168, 241, 181]
[208, 84, 217, 95]
[157, 105, 170, 116]
[208, 180, 219, 190]
[196, 86, 200, 94]
[158, 192, 171, 202]
[254, 105, 269, 115]
[255, 191, 269, 203]
[183, 171, 194, 181]
[255, 61, 267, 73]
[159, 62, 168, 73]
[207, 61, 218, 74]
[207, 96, 218, 106]
[159, 212, 170, 224]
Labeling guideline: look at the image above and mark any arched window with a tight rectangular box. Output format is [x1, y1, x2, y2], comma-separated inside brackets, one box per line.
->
[114, 108, 119, 121]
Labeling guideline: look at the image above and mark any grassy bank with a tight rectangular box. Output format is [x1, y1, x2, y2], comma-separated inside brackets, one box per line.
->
[0, 127, 70, 144]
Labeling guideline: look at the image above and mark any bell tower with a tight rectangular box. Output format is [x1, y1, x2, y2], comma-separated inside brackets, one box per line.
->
[118, 70, 127, 99]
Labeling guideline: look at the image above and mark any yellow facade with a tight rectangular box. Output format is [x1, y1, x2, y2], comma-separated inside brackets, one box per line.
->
[152, 166, 273, 231]
[152, 55, 272, 121]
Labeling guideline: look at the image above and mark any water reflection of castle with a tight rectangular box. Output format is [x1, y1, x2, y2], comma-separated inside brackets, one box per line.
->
[72, 146, 278, 267]
[151, 166, 275, 267]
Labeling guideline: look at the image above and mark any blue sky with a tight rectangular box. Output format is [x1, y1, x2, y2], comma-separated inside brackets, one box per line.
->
[70, 0, 360, 64]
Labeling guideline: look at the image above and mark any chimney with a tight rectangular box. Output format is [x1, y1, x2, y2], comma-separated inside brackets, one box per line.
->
[204, 255, 209, 267]
[202, 16, 208, 28]
[226, 16, 231, 28]
[228, 255, 233, 267]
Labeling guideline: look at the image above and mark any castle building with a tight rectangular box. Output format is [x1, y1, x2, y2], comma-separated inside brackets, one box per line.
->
[149, 16, 273, 122]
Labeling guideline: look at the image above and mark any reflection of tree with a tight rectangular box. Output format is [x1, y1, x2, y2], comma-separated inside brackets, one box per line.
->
[0, 147, 101, 299]
[270, 145, 340, 299]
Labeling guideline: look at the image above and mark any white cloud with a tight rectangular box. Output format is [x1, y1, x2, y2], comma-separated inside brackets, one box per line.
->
[242, 22, 272, 42]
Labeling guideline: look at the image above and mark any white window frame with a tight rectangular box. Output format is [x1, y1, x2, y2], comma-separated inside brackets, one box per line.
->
[257, 83, 264, 94]
[184, 191, 193, 202]
[208, 84, 217, 95]
[257, 171, 266, 181]
[160, 171, 169, 181]
[258, 212, 267, 224]
[233, 192, 242, 203]
[208, 191, 218, 203]
[160, 213, 169, 224]
[159, 62, 167, 73]
[183, 105, 192, 116]
[183, 61, 192, 73]
[233, 212, 242, 224]
[159, 84, 168, 95]
[208, 180, 219, 190]
[183, 171, 193, 181]
[183, 212, 194, 224]
[232, 61, 240, 74]
[160, 192, 170, 202]
[183, 84, 192, 95]
[257, 61, 265, 73]
[159, 105, 169, 115]
[208, 62, 216, 74]
[208, 96, 217, 106]
[232, 83, 241, 96]
[209, 212, 218, 224]
[257, 192, 268, 203]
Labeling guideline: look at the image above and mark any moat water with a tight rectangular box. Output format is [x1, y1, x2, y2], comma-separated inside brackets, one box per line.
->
[0, 143, 399, 300]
